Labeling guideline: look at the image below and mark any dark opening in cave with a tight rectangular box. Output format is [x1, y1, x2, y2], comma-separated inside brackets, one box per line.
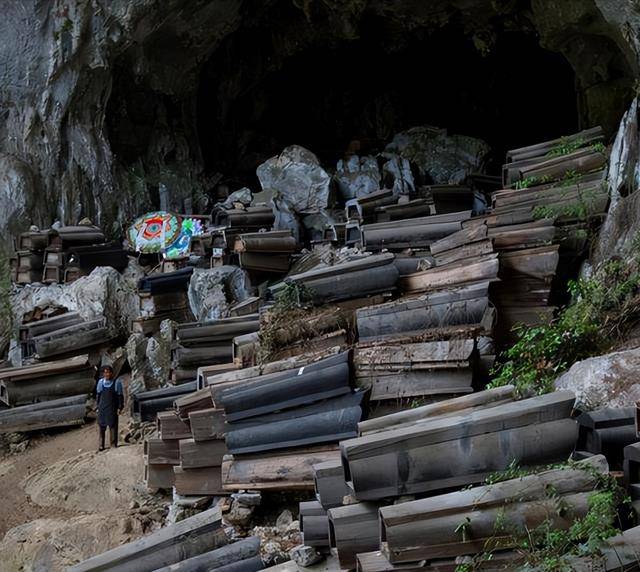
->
[196, 20, 579, 184]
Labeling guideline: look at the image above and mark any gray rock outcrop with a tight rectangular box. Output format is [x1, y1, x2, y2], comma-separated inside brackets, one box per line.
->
[554, 346, 640, 410]
[383, 126, 490, 185]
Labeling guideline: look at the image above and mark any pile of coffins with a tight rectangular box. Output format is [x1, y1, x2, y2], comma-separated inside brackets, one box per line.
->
[133, 268, 195, 335]
[56, 126, 640, 570]
[296, 388, 581, 569]
[11, 224, 128, 285]
[233, 230, 298, 274]
[171, 315, 260, 383]
[0, 356, 94, 433]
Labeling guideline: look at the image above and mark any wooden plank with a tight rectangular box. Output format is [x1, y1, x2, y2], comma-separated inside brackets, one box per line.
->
[152, 537, 261, 572]
[313, 459, 351, 509]
[68, 506, 226, 572]
[179, 438, 227, 469]
[221, 446, 341, 491]
[144, 437, 181, 465]
[174, 467, 226, 496]
[189, 408, 226, 441]
[0, 403, 86, 434]
[358, 386, 516, 435]
[157, 411, 192, 440]
[328, 502, 382, 570]
[399, 254, 499, 294]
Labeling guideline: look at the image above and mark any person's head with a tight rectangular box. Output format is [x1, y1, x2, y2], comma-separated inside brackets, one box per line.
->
[101, 365, 113, 380]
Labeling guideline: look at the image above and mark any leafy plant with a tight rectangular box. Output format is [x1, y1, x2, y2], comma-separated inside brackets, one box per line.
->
[515, 177, 539, 190]
[547, 137, 586, 158]
[489, 252, 640, 397]
[455, 462, 627, 572]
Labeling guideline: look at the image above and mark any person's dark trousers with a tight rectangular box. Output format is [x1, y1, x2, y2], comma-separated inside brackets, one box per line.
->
[98, 420, 118, 449]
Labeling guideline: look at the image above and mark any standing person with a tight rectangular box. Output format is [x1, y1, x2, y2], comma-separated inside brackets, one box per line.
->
[96, 365, 124, 451]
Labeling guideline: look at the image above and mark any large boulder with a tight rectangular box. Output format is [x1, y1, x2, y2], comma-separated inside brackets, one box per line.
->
[10, 265, 140, 341]
[126, 321, 172, 395]
[335, 155, 380, 200]
[382, 155, 416, 195]
[554, 346, 640, 410]
[188, 266, 251, 322]
[383, 126, 490, 185]
[257, 145, 331, 214]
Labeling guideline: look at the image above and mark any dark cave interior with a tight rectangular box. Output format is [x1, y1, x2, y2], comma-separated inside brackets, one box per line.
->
[105, 1, 635, 198]
[197, 23, 580, 181]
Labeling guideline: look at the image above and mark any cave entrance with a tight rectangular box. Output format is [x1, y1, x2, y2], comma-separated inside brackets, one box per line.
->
[196, 19, 580, 185]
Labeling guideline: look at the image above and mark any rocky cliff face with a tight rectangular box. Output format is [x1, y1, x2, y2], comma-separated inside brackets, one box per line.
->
[0, 0, 638, 243]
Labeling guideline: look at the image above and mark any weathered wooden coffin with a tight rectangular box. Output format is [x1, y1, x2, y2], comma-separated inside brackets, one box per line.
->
[380, 456, 607, 563]
[399, 254, 499, 294]
[328, 502, 383, 570]
[340, 391, 578, 500]
[357, 386, 516, 435]
[152, 536, 262, 572]
[0, 355, 95, 407]
[218, 351, 351, 422]
[189, 407, 226, 441]
[0, 395, 87, 434]
[270, 253, 399, 304]
[221, 446, 341, 491]
[174, 387, 214, 421]
[68, 506, 226, 572]
[356, 282, 490, 342]
[145, 463, 176, 490]
[145, 437, 181, 465]
[354, 340, 475, 400]
[313, 458, 351, 509]
[179, 438, 227, 469]
[225, 391, 365, 454]
[157, 411, 192, 440]
[300, 500, 329, 547]
[174, 466, 225, 496]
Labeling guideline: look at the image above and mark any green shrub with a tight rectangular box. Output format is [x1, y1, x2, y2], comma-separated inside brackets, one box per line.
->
[489, 255, 640, 397]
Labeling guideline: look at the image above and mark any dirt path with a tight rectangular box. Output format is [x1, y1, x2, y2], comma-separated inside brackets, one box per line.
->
[0, 418, 134, 538]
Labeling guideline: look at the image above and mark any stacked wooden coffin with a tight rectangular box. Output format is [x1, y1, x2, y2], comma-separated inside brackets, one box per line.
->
[133, 268, 195, 335]
[69, 505, 264, 572]
[233, 230, 298, 274]
[12, 225, 128, 285]
[218, 350, 364, 492]
[0, 355, 94, 433]
[171, 315, 260, 383]
[296, 388, 580, 570]
[144, 390, 227, 494]
[270, 253, 400, 306]
[484, 128, 609, 343]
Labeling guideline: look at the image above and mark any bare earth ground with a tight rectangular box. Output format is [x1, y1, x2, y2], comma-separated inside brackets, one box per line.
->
[0, 416, 149, 571]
